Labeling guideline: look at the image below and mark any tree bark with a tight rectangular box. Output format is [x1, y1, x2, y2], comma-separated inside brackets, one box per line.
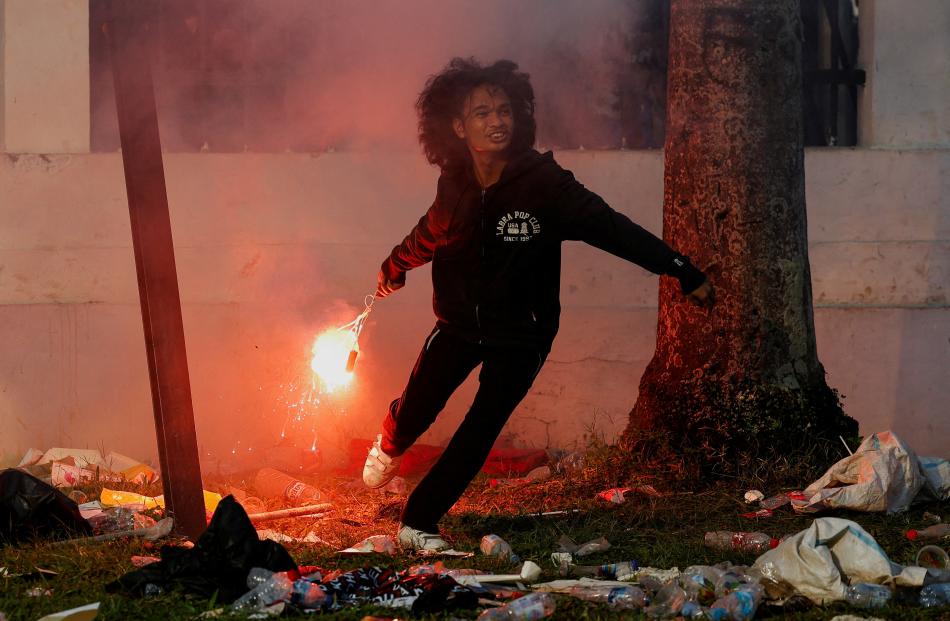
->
[625, 0, 856, 471]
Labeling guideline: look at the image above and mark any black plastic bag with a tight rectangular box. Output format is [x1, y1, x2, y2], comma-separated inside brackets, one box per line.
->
[0, 469, 92, 546]
[107, 495, 296, 602]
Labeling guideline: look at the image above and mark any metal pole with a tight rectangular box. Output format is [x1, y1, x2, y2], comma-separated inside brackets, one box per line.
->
[103, 0, 206, 539]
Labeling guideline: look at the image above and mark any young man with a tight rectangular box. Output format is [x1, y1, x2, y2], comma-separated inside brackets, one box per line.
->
[364, 58, 713, 552]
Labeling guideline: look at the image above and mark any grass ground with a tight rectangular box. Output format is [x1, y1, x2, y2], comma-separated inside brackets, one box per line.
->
[3, 454, 950, 620]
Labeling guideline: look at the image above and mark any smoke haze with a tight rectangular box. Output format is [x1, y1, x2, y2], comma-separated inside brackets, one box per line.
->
[92, 0, 668, 152]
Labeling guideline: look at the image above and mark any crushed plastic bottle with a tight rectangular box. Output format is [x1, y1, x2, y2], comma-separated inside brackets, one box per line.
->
[231, 572, 293, 612]
[682, 565, 721, 605]
[87, 506, 155, 534]
[704, 531, 778, 555]
[565, 584, 647, 609]
[920, 583, 950, 607]
[645, 582, 688, 618]
[481, 534, 521, 563]
[707, 583, 764, 621]
[476, 592, 556, 620]
[844, 582, 891, 608]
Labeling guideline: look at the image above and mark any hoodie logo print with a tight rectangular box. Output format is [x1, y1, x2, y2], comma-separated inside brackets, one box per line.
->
[496, 211, 540, 242]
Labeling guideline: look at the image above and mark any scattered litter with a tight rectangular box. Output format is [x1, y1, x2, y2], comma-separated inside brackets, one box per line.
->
[550, 552, 572, 567]
[739, 508, 774, 519]
[234, 565, 480, 614]
[906, 523, 950, 541]
[829, 616, 885, 621]
[760, 493, 794, 511]
[258, 529, 296, 544]
[922, 511, 942, 523]
[26, 586, 53, 597]
[340, 535, 398, 555]
[481, 534, 520, 563]
[107, 496, 297, 602]
[556, 535, 610, 557]
[36, 602, 100, 621]
[563, 583, 647, 609]
[0, 469, 92, 545]
[415, 548, 475, 559]
[744, 490, 764, 503]
[704, 531, 778, 555]
[914, 545, 950, 569]
[130, 556, 160, 567]
[596, 485, 662, 504]
[844, 583, 892, 608]
[560, 560, 639, 580]
[792, 431, 950, 514]
[752, 517, 927, 603]
[99, 488, 222, 515]
[489, 465, 552, 488]
[255, 468, 324, 504]
[54, 516, 173, 545]
[302, 531, 332, 546]
[477, 591, 555, 620]
[87, 506, 156, 535]
[467, 561, 542, 585]
[920, 583, 950, 607]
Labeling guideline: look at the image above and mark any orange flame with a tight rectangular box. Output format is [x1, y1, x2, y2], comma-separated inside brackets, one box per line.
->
[310, 329, 357, 392]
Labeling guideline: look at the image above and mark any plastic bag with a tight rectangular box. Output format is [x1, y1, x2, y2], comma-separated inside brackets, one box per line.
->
[0, 469, 92, 546]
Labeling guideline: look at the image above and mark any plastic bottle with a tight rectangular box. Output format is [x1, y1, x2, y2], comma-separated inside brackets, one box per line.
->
[707, 584, 764, 621]
[231, 572, 293, 611]
[844, 583, 891, 608]
[704, 531, 778, 555]
[476, 592, 556, 620]
[920, 583, 950, 607]
[565, 585, 647, 609]
[480, 534, 521, 563]
[644, 583, 688, 618]
[254, 467, 322, 504]
[907, 523, 950, 542]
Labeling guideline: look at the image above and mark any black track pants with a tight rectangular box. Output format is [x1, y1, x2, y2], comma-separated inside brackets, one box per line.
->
[381, 326, 548, 533]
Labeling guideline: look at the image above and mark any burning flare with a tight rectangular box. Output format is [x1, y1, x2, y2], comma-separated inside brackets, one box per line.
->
[310, 329, 357, 391]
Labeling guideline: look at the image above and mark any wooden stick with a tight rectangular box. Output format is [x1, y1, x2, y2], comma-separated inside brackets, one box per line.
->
[247, 504, 333, 523]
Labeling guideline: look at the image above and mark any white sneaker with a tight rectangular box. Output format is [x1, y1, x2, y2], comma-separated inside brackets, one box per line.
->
[397, 524, 450, 552]
[362, 434, 402, 489]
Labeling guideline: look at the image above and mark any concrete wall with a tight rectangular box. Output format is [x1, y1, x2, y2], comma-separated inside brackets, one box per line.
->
[859, 0, 950, 147]
[0, 0, 89, 153]
[1, 149, 947, 468]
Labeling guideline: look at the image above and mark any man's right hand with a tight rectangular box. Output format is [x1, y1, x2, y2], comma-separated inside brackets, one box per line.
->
[376, 269, 405, 298]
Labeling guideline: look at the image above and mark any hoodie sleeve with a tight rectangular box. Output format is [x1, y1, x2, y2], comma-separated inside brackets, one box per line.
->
[381, 185, 444, 283]
[555, 168, 707, 294]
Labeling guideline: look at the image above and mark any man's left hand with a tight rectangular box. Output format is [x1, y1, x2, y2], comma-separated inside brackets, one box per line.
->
[686, 279, 715, 308]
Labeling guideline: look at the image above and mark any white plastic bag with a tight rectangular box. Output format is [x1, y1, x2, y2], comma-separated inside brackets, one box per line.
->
[793, 431, 923, 513]
[752, 517, 926, 604]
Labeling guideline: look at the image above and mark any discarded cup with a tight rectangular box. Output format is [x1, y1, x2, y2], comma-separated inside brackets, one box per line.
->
[254, 468, 322, 504]
[915, 544, 950, 569]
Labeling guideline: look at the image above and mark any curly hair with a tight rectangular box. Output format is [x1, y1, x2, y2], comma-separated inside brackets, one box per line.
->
[416, 58, 536, 171]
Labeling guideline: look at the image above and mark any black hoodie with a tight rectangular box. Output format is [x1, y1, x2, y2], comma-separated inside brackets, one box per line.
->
[382, 149, 705, 348]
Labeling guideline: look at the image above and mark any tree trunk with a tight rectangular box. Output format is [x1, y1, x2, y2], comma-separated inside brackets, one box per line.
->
[625, 0, 857, 473]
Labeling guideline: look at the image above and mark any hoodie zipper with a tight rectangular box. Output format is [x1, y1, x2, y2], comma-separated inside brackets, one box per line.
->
[475, 187, 486, 340]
